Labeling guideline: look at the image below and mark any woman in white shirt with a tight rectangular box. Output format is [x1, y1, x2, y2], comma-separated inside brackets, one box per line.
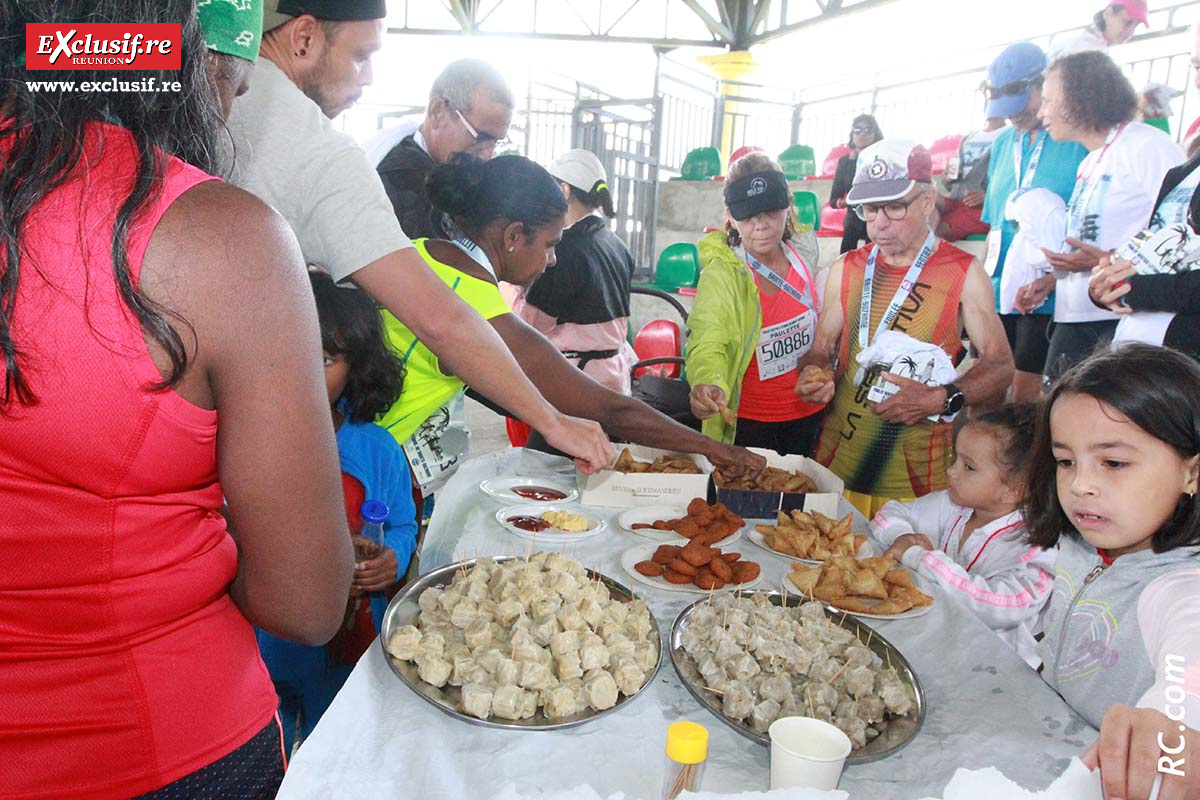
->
[1035, 50, 1183, 382]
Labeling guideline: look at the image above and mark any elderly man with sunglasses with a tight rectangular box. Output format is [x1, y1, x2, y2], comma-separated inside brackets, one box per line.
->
[376, 59, 514, 239]
[797, 140, 1013, 518]
[979, 43, 1089, 400]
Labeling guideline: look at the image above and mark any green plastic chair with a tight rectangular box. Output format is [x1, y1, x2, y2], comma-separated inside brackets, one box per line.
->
[778, 144, 817, 180]
[648, 242, 700, 291]
[792, 190, 820, 234]
[678, 147, 722, 180]
[1146, 117, 1171, 135]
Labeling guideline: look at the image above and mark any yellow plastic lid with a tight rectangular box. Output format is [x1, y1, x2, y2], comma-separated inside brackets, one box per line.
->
[665, 721, 709, 764]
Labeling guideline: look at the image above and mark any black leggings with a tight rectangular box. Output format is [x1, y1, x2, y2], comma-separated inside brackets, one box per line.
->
[134, 717, 286, 800]
[734, 413, 824, 458]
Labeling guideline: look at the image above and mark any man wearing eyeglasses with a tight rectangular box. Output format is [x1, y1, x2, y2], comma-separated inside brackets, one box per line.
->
[979, 43, 1088, 401]
[376, 59, 514, 239]
[797, 140, 1013, 517]
[224, 1, 613, 476]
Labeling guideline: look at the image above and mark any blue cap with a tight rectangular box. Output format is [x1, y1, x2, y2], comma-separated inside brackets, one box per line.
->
[986, 43, 1047, 119]
[361, 499, 390, 525]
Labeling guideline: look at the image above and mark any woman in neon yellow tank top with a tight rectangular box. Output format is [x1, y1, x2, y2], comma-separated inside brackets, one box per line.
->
[377, 153, 764, 480]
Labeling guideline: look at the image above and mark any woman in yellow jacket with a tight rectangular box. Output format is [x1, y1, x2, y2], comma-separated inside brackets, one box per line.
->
[686, 153, 826, 457]
[376, 152, 764, 482]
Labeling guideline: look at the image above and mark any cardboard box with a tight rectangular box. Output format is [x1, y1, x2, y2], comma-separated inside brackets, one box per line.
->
[708, 447, 844, 519]
[577, 444, 713, 508]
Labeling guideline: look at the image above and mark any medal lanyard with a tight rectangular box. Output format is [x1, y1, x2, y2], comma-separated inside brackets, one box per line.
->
[858, 229, 937, 350]
[452, 238, 497, 280]
[1067, 124, 1125, 238]
[738, 244, 815, 309]
[1014, 129, 1046, 191]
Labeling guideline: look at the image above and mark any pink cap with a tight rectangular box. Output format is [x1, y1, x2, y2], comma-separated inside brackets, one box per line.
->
[1112, 0, 1149, 25]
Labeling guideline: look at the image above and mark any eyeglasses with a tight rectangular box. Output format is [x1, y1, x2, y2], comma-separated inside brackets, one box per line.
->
[851, 126, 874, 135]
[444, 98, 510, 150]
[853, 193, 923, 222]
[984, 74, 1043, 100]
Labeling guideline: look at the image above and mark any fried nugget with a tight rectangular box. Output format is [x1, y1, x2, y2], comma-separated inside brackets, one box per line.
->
[674, 519, 700, 539]
[732, 561, 760, 583]
[667, 558, 697, 577]
[680, 541, 716, 567]
[719, 551, 741, 563]
[693, 568, 726, 591]
[884, 568, 915, 588]
[788, 565, 821, 595]
[686, 498, 709, 516]
[651, 544, 682, 565]
[663, 569, 694, 584]
[635, 560, 665, 577]
[709, 555, 734, 583]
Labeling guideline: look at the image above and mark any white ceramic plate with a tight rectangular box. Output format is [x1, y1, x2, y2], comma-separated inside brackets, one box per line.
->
[615, 508, 744, 548]
[479, 477, 578, 504]
[494, 504, 606, 543]
[782, 572, 934, 620]
[747, 522, 872, 565]
[619, 543, 763, 594]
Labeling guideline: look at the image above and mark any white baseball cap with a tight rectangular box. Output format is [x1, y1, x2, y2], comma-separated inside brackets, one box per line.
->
[548, 149, 609, 194]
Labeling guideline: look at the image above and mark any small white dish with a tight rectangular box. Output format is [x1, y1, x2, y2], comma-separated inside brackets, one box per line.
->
[494, 504, 606, 543]
[479, 477, 578, 504]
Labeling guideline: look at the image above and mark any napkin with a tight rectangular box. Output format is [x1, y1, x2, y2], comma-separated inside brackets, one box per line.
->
[487, 785, 848, 800]
[915, 757, 1101, 800]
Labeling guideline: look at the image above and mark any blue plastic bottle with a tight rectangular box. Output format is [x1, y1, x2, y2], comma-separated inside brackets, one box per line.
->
[360, 500, 389, 553]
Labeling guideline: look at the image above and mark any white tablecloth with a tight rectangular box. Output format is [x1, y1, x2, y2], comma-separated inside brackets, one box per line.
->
[277, 449, 1096, 799]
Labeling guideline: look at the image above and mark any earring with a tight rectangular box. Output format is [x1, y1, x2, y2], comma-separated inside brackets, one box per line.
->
[296, 48, 306, 57]
[508, 246, 515, 252]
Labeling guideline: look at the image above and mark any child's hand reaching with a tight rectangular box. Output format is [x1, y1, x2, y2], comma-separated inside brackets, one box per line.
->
[351, 536, 398, 593]
[883, 533, 934, 562]
[1084, 705, 1199, 800]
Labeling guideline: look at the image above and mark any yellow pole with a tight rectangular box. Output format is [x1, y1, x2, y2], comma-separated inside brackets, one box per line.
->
[697, 49, 761, 168]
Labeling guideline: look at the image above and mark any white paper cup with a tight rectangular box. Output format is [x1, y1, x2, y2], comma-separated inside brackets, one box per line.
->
[768, 716, 852, 790]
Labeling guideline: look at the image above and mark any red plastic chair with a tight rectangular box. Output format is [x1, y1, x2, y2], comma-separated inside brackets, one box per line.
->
[730, 145, 764, 166]
[817, 205, 847, 238]
[632, 320, 683, 379]
[505, 418, 531, 447]
[928, 134, 963, 175]
[821, 144, 852, 178]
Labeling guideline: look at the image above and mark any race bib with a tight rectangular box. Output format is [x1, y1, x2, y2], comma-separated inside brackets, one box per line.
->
[983, 228, 1003, 277]
[402, 397, 471, 494]
[756, 310, 815, 381]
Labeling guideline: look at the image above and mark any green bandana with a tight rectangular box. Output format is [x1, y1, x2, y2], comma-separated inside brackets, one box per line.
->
[197, 0, 264, 62]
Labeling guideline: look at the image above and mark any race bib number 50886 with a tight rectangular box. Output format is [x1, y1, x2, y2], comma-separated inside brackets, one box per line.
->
[756, 310, 814, 381]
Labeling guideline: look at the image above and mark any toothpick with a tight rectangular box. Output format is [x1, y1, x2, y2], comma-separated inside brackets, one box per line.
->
[806, 686, 815, 717]
[864, 628, 874, 649]
[702, 685, 725, 696]
[781, 579, 787, 608]
[885, 647, 892, 670]
[825, 660, 851, 685]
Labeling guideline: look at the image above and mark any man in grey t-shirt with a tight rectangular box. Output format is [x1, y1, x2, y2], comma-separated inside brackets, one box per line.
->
[225, 0, 611, 472]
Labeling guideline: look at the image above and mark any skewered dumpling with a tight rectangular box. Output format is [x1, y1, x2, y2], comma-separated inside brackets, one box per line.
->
[583, 669, 619, 711]
[541, 685, 580, 719]
[385, 625, 421, 661]
[460, 683, 493, 720]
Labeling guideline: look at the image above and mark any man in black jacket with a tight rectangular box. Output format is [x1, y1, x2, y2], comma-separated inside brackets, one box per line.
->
[375, 59, 513, 239]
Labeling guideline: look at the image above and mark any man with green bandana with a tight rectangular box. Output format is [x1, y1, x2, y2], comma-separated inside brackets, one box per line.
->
[196, 0, 262, 119]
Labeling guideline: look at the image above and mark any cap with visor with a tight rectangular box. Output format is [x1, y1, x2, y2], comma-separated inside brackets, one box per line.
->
[846, 140, 932, 206]
[263, 0, 387, 32]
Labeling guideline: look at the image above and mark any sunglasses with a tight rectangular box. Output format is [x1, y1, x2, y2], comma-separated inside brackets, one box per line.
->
[985, 75, 1043, 100]
[851, 126, 874, 134]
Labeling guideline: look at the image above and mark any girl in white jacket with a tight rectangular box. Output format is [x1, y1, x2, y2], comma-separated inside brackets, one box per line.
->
[870, 404, 1056, 668]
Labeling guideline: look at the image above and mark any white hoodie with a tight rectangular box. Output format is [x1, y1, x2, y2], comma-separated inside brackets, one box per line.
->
[871, 491, 1057, 668]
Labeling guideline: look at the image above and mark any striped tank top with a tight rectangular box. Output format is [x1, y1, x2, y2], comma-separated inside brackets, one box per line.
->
[814, 241, 971, 499]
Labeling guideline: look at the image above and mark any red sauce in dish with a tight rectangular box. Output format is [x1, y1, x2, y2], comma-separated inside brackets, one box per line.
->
[511, 486, 568, 501]
[506, 515, 552, 532]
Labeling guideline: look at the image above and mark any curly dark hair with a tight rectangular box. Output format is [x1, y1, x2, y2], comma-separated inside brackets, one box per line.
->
[0, 0, 224, 410]
[968, 402, 1041, 483]
[1024, 344, 1200, 553]
[1046, 50, 1138, 134]
[309, 270, 405, 425]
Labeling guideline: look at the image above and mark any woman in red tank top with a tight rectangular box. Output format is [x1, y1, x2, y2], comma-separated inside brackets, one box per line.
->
[0, 3, 352, 798]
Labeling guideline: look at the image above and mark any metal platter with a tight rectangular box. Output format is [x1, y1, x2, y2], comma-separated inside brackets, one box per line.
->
[669, 591, 925, 764]
[380, 556, 663, 732]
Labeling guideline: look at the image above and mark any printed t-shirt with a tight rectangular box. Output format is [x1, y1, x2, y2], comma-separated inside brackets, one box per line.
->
[814, 241, 971, 499]
[1057, 121, 1183, 323]
[981, 127, 1088, 315]
[377, 239, 512, 444]
[737, 245, 823, 423]
[226, 58, 413, 282]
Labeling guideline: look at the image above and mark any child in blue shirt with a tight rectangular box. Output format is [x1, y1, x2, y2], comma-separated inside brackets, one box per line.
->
[258, 270, 417, 753]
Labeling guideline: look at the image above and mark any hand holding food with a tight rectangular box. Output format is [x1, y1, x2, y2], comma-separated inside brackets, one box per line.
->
[1088, 257, 1136, 313]
[795, 363, 836, 404]
[882, 533, 934, 563]
[688, 384, 727, 422]
[705, 444, 767, 482]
